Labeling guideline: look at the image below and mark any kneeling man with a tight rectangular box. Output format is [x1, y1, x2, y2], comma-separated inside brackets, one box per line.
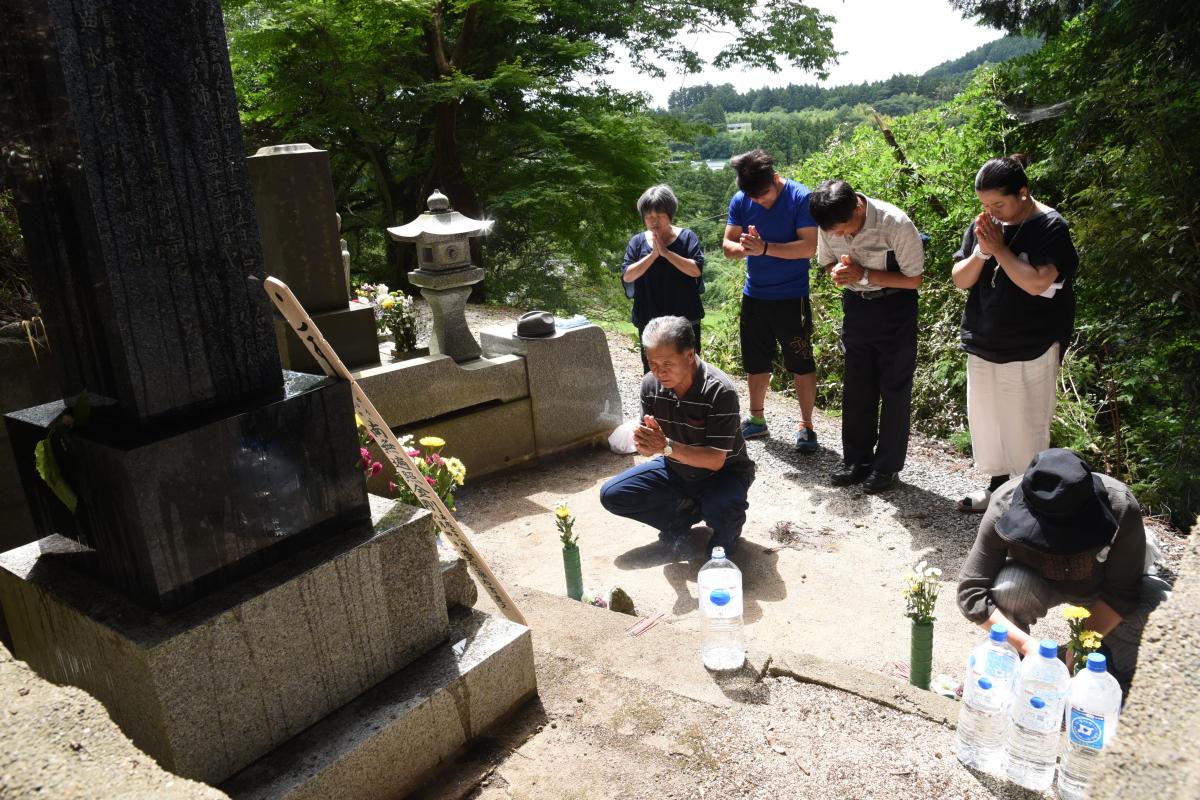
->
[600, 316, 756, 556]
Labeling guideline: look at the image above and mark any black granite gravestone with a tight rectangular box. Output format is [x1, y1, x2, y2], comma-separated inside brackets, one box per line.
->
[0, 0, 371, 609]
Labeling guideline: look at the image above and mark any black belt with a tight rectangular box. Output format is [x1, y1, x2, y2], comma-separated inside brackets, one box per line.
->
[846, 287, 911, 301]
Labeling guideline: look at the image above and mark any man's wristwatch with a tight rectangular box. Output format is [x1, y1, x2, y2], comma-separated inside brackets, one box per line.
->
[973, 244, 992, 259]
[662, 438, 673, 458]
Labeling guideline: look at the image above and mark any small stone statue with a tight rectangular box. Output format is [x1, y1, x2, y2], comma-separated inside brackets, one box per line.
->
[336, 212, 351, 295]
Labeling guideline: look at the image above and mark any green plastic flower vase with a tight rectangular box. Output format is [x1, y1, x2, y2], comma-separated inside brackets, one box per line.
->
[910, 619, 934, 691]
[562, 544, 583, 601]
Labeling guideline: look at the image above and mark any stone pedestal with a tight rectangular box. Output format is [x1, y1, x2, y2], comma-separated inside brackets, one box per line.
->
[0, 502, 449, 784]
[409, 267, 485, 362]
[4, 372, 368, 610]
[481, 323, 623, 455]
[273, 303, 379, 376]
[222, 610, 536, 800]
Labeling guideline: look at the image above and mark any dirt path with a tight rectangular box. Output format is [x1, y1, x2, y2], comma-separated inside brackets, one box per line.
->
[450, 309, 1185, 684]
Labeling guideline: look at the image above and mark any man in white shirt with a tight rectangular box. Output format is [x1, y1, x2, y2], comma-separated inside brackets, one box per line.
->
[811, 180, 924, 494]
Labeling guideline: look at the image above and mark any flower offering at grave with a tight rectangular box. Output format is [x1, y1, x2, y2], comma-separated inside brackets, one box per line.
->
[902, 559, 942, 691]
[1061, 605, 1103, 674]
[555, 500, 583, 600]
[354, 282, 418, 352]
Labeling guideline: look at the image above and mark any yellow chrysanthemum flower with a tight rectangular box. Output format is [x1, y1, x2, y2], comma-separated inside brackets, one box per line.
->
[380, 297, 395, 309]
[1080, 630, 1104, 649]
[355, 414, 366, 428]
[555, 504, 571, 520]
[419, 436, 446, 449]
[1061, 606, 1091, 620]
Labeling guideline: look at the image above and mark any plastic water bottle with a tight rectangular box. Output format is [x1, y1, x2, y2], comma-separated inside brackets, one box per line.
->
[955, 624, 1020, 774]
[1058, 653, 1122, 800]
[698, 547, 744, 670]
[1004, 639, 1070, 789]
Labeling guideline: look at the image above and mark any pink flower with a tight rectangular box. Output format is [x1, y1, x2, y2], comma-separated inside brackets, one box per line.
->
[429, 452, 443, 464]
[370, 461, 383, 476]
[388, 481, 397, 493]
[360, 447, 371, 461]
[425, 476, 436, 486]
[406, 448, 420, 458]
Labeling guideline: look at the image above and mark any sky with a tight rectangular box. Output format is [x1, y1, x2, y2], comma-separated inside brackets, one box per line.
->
[600, 0, 1002, 108]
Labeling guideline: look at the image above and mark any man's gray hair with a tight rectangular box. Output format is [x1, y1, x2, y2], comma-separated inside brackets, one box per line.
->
[636, 184, 678, 220]
[642, 316, 695, 353]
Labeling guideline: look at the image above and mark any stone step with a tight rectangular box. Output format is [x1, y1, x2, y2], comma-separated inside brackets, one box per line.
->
[221, 609, 536, 800]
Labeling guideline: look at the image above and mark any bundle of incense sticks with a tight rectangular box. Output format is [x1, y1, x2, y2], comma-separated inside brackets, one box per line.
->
[625, 612, 666, 637]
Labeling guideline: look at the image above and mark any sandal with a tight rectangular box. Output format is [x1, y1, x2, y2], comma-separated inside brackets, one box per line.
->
[956, 488, 992, 514]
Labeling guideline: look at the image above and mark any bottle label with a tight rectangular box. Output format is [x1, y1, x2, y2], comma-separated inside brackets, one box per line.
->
[1069, 707, 1105, 750]
[1014, 687, 1066, 732]
[701, 585, 742, 618]
[984, 650, 1015, 682]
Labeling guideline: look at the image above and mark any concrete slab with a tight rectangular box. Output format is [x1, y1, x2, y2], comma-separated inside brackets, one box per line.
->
[222, 609, 536, 800]
[0, 502, 448, 784]
[353, 353, 527, 429]
[480, 323, 622, 456]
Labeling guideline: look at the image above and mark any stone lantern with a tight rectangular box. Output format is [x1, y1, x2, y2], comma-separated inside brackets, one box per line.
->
[387, 190, 493, 362]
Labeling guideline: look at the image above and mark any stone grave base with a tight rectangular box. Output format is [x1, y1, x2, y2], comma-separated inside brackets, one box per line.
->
[480, 323, 622, 457]
[274, 301, 380, 374]
[0, 500, 451, 784]
[222, 608, 536, 800]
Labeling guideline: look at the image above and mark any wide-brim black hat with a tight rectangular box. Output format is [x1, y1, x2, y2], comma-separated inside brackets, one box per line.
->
[995, 448, 1118, 555]
[515, 310, 556, 339]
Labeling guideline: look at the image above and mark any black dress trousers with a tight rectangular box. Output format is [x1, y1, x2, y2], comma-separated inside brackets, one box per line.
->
[840, 289, 919, 473]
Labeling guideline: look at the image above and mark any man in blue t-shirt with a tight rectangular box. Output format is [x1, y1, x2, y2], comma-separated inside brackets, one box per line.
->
[722, 149, 820, 451]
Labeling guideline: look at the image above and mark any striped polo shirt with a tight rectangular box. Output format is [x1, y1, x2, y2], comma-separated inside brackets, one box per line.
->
[641, 358, 754, 482]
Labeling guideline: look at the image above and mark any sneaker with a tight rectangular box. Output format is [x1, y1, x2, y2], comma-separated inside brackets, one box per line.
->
[741, 418, 769, 439]
[795, 427, 818, 453]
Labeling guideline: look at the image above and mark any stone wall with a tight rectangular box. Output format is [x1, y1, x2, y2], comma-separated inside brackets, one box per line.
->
[1092, 530, 1200, 799]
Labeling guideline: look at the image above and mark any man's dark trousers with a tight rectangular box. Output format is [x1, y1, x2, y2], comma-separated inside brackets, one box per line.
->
[600, 459, 752, 548]
[841, 288, 918, 473]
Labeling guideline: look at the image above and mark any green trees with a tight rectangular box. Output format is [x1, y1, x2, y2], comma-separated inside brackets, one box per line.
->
[222, 0, 837, 295]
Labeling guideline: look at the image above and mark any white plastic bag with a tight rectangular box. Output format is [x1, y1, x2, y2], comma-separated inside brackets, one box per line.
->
[608, 419, 639, 454]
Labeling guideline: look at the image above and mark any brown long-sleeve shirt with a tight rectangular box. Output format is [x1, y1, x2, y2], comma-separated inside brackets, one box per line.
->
[956, 475, 1146, 623]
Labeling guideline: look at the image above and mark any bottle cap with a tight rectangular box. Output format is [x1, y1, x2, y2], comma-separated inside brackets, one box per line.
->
[989, 624, 1008, 643]
[711, 546, 726, 560]
[1086, 652, 1107, 673]
[1039, 639, 1058, 659]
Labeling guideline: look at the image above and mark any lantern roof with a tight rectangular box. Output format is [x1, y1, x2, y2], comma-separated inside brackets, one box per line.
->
[386, 189, 493, 242]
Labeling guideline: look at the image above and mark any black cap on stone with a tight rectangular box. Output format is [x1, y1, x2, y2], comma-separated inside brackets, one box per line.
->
[516, 310, 556, 339]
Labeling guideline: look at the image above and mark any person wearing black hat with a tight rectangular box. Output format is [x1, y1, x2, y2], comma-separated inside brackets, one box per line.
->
[956, 448, 1170, 688]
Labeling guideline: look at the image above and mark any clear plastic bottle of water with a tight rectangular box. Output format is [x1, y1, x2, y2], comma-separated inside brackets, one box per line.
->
[1058, 652, 1122, 800]
[698, 546, 744, 670]
[955, 624, 1020, 774]
[1004, 638, 1070, 790]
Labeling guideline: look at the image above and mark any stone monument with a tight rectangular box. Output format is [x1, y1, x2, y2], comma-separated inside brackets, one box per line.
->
[247, 144, 380, 375]
[0, 1, 535, 795]
[387, 190, 492, 362]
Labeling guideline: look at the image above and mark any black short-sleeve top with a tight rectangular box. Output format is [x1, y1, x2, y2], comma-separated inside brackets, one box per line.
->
[621, 228, 705, 329]
[955, 209, 1079, 363]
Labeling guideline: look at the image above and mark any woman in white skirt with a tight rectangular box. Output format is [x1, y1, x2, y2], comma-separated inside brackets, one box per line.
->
[951, 154, 1079, 513]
